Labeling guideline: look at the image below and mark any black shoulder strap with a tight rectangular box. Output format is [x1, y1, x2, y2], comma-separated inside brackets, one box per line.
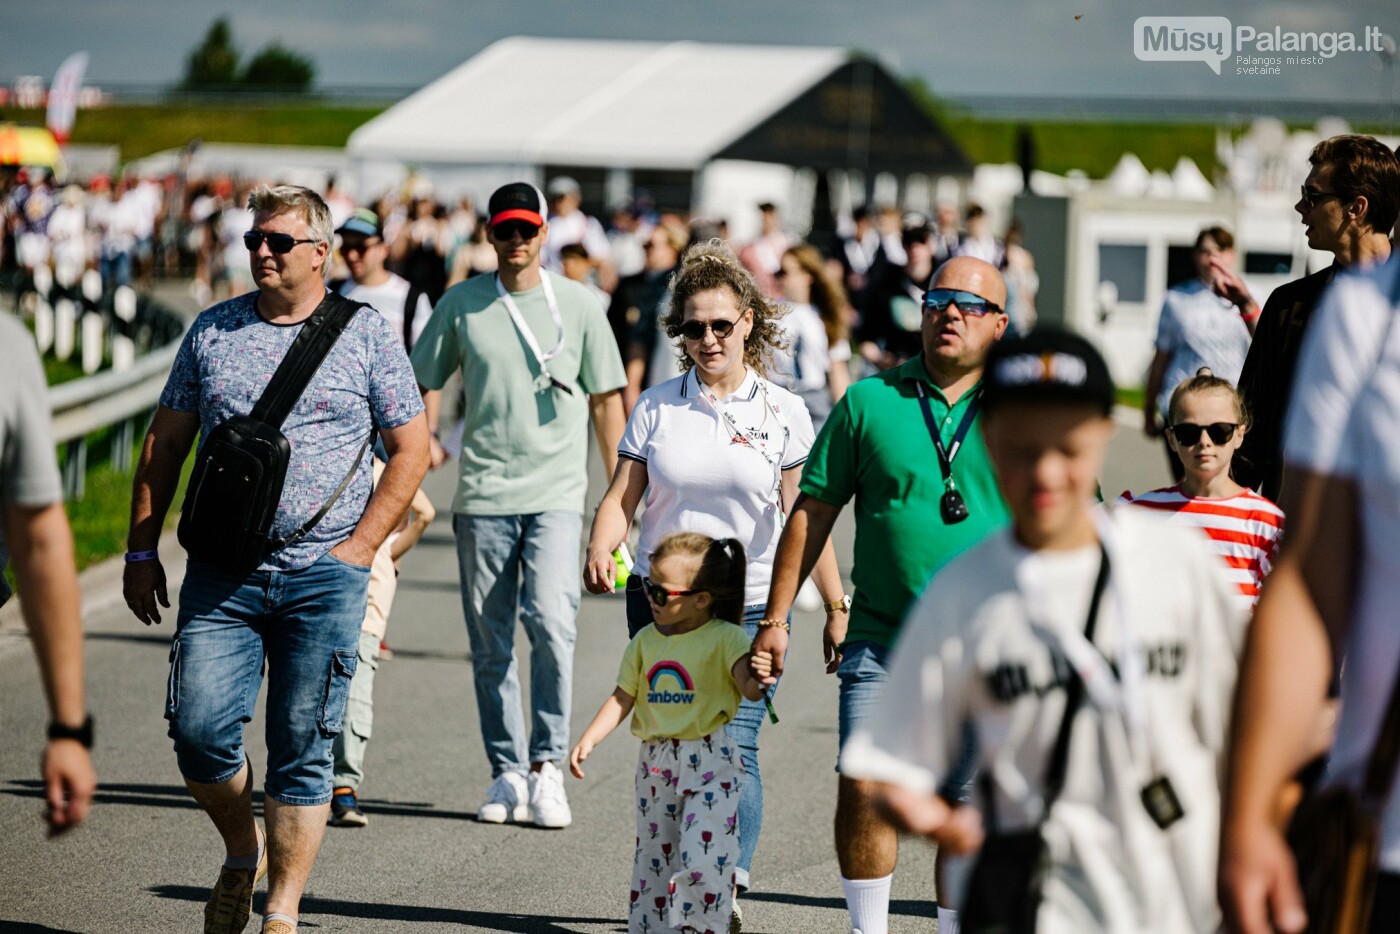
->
[402, 283, 428, 352]
[250, 292, 365, 429]
[1041, 543, 1111, 810]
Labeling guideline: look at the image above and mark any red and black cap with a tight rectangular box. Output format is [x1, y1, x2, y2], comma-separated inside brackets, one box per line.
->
[488, 182, 547, 228]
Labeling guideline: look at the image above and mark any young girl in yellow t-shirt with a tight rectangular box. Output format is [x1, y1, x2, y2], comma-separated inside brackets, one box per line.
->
[570, 532, 773, 934]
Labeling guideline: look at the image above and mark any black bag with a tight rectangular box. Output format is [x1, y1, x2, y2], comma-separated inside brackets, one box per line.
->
[177, 293, 369, 574]
[963, 546, 1111, 934]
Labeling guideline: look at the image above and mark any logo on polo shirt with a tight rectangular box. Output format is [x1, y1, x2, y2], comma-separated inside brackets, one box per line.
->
[647, 660, 695, 704]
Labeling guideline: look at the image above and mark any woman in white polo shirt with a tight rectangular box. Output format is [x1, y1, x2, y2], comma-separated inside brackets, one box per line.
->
[584, 240, 847, 904]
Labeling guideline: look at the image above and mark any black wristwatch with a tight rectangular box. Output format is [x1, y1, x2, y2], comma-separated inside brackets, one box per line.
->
[47, 715, 94, 749]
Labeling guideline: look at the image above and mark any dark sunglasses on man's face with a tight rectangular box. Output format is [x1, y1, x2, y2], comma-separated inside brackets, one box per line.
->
[492, 220, 541, 242]
[1298, 186, 1343, 211]
[923, 288, 1003, 316]
[642, 576, 697, 607]
[679, 318, 738, 341]
[1169, 422, 1238, 446]
[244, 230, 319, 254]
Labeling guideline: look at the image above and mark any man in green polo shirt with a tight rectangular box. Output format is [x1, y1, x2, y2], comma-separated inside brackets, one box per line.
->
[758, 255, 1009, 934]
[411, 182, 626, 832]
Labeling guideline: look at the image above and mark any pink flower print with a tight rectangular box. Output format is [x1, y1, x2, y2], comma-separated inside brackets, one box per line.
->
[661, 842, 673, 864]
[684, 812, 697, 833]
[661, 769, 675, 787]
[654, 896, 668, 921]
[688, 870, 704, 886]
[701, 770, 715, 785]
[725, 814, 737, 835]
[701, 830, 713, 853]
[703, 791, 716, 810]
[638, 878, 650, 896]
[649, 822, 658, 839]
[720, 780, 733, 798]
[703, 892, 718, 913]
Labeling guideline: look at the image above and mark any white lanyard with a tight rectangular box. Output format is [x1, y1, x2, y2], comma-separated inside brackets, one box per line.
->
[692, 368, 790, 516]
[496, 270, 567, 392]
[1018, 513, 1152, 768]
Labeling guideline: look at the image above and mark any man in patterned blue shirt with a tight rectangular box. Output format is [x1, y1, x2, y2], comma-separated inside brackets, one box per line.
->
[123, 185, 430, 934]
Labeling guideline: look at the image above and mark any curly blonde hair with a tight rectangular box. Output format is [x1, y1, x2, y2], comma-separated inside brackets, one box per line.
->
[663, 240, 788, 377]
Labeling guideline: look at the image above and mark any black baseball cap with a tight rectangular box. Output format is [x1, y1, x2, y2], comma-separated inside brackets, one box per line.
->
[982, 328, 1115, 415]
[488, 182, 547, 228]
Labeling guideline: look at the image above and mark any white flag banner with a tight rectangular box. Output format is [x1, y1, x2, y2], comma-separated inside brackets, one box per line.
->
[47, 51, 88, 144]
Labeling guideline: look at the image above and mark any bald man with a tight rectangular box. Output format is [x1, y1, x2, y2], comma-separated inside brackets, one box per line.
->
[757, 257, 1010, 934]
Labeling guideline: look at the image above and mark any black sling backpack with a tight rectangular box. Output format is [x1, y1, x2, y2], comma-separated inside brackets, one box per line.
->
[177, 293, 371, 575]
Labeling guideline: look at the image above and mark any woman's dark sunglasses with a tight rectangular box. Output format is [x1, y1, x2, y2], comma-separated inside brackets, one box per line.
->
[679, 319, 737, 341]
[1169, 422, 1238, 446]
[244, 231, 319, 254]
[923, 288, 1003, 316]
[642, 576, 697, 606]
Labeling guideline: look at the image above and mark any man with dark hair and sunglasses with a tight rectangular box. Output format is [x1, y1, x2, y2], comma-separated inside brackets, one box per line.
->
[124, 184, 431, 934]
[1235, 134, 1398, 501]
[757, 256, 1011, 934]
[410, 181, 626, 831]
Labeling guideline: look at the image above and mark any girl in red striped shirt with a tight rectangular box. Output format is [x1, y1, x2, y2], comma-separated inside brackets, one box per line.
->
[1119, 370, 1283, 608]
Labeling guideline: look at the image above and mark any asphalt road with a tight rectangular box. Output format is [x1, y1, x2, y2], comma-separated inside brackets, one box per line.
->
[0, 391, 1166, 933]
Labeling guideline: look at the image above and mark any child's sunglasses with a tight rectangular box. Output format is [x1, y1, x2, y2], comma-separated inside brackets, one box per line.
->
[642, 576, 697, 606]
[243, 230, 319, 254]
[1169, 422, 1238, 446]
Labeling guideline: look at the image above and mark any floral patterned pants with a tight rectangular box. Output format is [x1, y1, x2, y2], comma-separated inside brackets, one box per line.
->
[630, 733, 742, 934]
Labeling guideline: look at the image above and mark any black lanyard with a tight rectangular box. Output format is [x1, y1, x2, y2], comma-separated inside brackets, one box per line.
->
[914, 381, 982, 482]
[915, 381, 982, 524]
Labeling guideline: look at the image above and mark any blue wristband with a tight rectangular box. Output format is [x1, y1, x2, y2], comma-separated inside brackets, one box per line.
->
[124, 550, 160, 563]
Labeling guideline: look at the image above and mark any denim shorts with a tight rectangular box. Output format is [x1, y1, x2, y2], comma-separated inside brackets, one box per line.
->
[834, 638, 977, 800]
[165, 549, 370, 805]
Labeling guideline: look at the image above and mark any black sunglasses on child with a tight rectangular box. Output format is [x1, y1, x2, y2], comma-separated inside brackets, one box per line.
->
[244, 230, 320, 254]
[641, 576, 698, 606]
[1169, 422, 1238, 446]
[679, 319, 738, 341]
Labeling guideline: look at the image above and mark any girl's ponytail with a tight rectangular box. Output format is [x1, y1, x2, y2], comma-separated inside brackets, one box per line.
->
[696, 537, 747, 626]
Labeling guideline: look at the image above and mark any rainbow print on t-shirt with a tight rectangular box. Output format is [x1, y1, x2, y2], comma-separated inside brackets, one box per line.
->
[647, 661, 695, 705]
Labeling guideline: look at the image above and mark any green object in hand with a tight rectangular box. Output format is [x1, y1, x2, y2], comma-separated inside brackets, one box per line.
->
[613, 544, 633, 591]
[763, 689, 779, 725]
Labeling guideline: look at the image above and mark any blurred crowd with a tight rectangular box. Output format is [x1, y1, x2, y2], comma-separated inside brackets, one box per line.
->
[1, 167, 1037, 407]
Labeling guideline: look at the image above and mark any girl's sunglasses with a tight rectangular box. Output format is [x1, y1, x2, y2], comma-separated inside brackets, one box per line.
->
[679, 318, 738, 341]
[243, 231, 319, 254]
[1169, 422, 1238, 446]
[642, 576, 697, 606]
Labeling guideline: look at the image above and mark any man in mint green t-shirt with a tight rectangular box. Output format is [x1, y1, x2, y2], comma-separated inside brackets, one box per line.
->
[410, 182, 626, 831]
[758, 256, 1010, 934]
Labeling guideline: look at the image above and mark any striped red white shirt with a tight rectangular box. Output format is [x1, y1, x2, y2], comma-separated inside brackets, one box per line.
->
[1116, 485, 1284, 608]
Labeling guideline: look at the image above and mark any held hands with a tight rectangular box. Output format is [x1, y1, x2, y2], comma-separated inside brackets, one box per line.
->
[749, 650, 775, 684]
[582, 545, 617, 595]
[122, 558, 169, 625]
[751, 626, 788, 685]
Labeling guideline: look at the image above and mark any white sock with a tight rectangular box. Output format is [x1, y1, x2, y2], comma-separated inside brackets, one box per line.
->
[263, 912, 296, 929]
[224, 827, 264, 870]
[841, 873, 892, 934]
[937, 905, 960, 934]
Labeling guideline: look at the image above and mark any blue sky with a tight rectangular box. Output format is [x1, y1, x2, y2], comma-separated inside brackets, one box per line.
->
[4, 0, 1396, 107]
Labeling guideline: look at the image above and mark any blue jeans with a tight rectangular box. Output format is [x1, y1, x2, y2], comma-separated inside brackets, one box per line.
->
[454, 512, 582, 775]
[166, 551, 370, 805]
[626, 585, 777, 890]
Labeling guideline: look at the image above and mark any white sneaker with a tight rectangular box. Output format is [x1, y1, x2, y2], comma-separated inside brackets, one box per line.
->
[478, 771, 529, 824]
[528, 761, 573, 828]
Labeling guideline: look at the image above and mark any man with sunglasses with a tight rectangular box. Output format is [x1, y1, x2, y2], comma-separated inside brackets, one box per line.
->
[758, 256, 1010, 934]
[125, 184, 430, 934]
[411, 181, 626, 831]
[1235, 134, 1398, 501]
